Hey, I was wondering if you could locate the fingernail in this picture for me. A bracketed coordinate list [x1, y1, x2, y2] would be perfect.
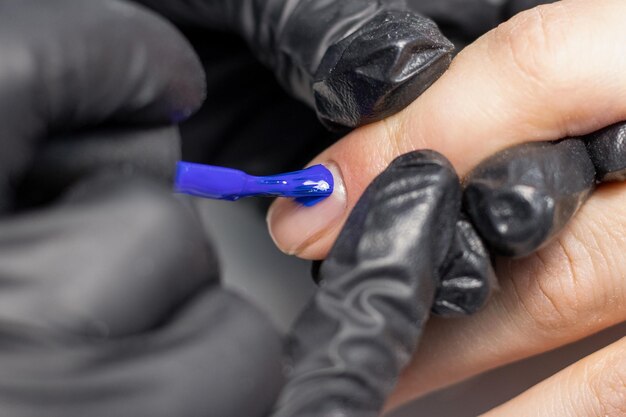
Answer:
[267, 163, 347, 257]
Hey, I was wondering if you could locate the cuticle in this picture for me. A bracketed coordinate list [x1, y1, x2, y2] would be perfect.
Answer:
[323, 159, 348, 207]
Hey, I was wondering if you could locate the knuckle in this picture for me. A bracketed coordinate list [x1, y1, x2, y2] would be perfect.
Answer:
[506, 198, 626, 339]
[508, 229, 599, 335]
[577, 197, 626, 308]
[490, 5, 567, 87]
[586, 340, 626, 416]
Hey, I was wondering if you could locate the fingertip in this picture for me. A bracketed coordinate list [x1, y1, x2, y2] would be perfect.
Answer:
[266, 163, 347, 260]
[131, 1, 207, 122]
[95, 0, 207, 124]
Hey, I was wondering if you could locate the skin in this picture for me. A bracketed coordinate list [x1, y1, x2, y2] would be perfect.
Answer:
[268, 0, 626, 414]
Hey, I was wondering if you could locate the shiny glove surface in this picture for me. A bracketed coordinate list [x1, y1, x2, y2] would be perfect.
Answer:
[271, 151, 496, 416]
[132, 0, 456, 176]
[275, 121, 626, 415]
[127, 0, 557, 183]
[464, 122, 626, 258]
[273, 151, 463, 417]
[135, 0, 454, 131]
[0, 2, 282, 416]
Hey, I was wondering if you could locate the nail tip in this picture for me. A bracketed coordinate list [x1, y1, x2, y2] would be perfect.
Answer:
[266, 161, 348, 259]
[266, 203, 295, 255]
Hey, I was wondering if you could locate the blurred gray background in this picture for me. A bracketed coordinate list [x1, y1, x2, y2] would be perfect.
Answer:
[199, 199, 626, 417]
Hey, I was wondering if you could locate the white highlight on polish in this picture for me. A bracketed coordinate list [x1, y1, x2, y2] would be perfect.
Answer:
[303, 180, 331, 192]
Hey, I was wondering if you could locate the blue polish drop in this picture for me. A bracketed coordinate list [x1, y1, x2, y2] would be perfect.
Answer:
[174, 162, 334, 206]
[296, 196, 328, 207]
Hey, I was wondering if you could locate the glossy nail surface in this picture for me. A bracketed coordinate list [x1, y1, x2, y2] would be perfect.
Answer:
[267, 163, 346, 257]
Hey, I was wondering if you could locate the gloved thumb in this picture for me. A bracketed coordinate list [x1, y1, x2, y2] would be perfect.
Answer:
[136, 0, 453, 130]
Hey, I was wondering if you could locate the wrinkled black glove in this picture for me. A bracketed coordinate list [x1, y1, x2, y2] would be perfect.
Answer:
[2, 2, 607, 417]
[129, 0, 556, 177]
[131, 0, 454, 175]
[465, 122, 626, 257]
[135, 0, 454, 131]
[273, 151, 482, 416]
[129, 0, 556, 318]
[273, 122, 626, 415]
[0, 2, 283, 416]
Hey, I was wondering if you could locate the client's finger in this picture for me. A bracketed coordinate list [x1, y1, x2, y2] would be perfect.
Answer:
[268, 0, 626, 259]
[481, 336, 626, 417]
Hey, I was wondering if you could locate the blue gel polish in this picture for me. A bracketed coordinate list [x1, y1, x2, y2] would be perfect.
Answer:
[174, 162, 334, 205]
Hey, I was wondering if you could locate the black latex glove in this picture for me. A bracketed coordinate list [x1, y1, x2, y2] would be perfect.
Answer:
[131, 0, 454, 175]
[308, 123, 626, 312]
[272, 151, 494, 416]
[272, 121, 626, 415]
[464, 122, 626, 258]
[135, 0, 454, 131]
[127, 0, 556, 177]
[0, 2, 282, 416]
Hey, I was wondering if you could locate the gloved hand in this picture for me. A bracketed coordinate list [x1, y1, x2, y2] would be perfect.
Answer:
[0, 2, 283, 416]
[2, 3, 615, 417]
[135, 0, 454, 131]
[129, 0, 455, 176]
[127, 0, 554, 178]
[0, 3, 574, 417]
[129, 0, 554, 318]
[272, 122, 626, 416]
[272, 151, 466, 417]
[264, 0, 626, 412]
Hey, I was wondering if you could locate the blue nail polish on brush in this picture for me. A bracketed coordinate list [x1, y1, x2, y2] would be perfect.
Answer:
[174, 162, 334, 206]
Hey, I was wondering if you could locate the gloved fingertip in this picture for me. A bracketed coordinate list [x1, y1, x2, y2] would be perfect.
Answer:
[89, 0, 207, 124]
[584, 122, 626, 182]
[433, 217, 497, 317]
[272, 150, 462, 417]
[464, 139, 595, 258]
[464, 179, 554, 257]
[314, 10, 454, 130]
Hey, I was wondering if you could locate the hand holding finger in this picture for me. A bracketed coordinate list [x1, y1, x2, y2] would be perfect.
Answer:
[137, 0, 454, 129]
[272, 151, 461, 417]
[0, 0, 205, 211]
[268, 0, 626, 259]
[481, 336, 626, 416]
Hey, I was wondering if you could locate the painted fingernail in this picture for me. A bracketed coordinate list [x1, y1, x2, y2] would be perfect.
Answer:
[267, 163, 347, 257]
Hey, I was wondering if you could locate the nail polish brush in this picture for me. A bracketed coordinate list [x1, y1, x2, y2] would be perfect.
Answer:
[174, 162, 334, 206]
